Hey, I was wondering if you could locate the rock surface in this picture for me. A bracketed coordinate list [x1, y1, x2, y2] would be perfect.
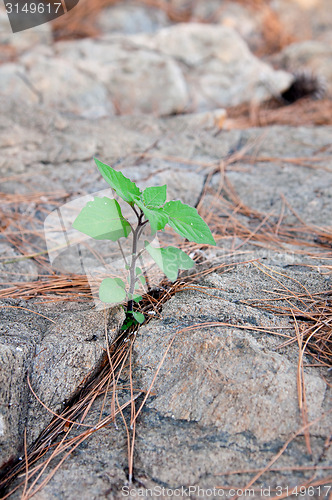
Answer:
[0, 243, 38, 286]
[0, 24, 293, 117]
[135, 268, 330, 439]
[96, 1, 170, 35]
[0, 301, 124, 468]
[4, 262, 331, 499]
[131, 268, 331, 493]
[132, 24, 292, 109]
[1, 112, 331, 496]
[273, 40, 332, 95]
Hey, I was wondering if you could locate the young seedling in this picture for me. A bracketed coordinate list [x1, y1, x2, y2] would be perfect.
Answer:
[72, 158, 215, 326]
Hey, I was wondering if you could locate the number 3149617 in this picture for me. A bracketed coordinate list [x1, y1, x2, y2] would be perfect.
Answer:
[5, 3, 62, 14]
[276, 485, 331, 497]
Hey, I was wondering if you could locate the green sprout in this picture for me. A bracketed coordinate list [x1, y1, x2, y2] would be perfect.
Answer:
[72, 158, 216, 325]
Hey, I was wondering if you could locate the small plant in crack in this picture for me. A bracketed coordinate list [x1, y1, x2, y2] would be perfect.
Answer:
[72, 158, 216, 325]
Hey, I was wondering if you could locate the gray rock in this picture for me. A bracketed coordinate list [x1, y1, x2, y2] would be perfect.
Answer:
[27, 304, 125, 442]
[223, 126, 332, 226]
[8, 398, 129, 500]
[0, 22, 293, 118]
[54, 36, 189, 116]
[129, 262, 330, 494]
[104, 48, 189, 116]
[0, 301, 124, 468]
[0, 101, 98, 173]
[21, 52, 114, 118]
[5, 262, 331, 498]
[133, 23, 293, 108]
[0, 64, 39, 107]
[1, 99, 331, 233]
[96, 1, 170, 35]
[0, 243, 38, 286]
[273, 40, 332, 95]
[135, 268, 330, 438]
[6, 36, 189, 117]
[173, 0, 264, 52]
[0, 315, 42, 470]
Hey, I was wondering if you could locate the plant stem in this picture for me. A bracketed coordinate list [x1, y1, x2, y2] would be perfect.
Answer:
[127, 209, 144, 313]
[127, 233, 137, 312]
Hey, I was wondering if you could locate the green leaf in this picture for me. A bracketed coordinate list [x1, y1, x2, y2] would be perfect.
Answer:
[121, 313, 136, 330]
[134, 197, 168, 235]
[73, 197, 131, 241]
[145, 243, 195, 281]
[142, 185, 167, 208]
[128, 293, 142, 302]
[99, 278, 127, 304]
[113, 278, 126, 289]
[135, 267, 142, 275]
[94, 158, 141, 204]
[163, 200, 215, 245]
[139, 275, 146, 285]
[144, 208, 168, 235]
[133, 311, 145, 324]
